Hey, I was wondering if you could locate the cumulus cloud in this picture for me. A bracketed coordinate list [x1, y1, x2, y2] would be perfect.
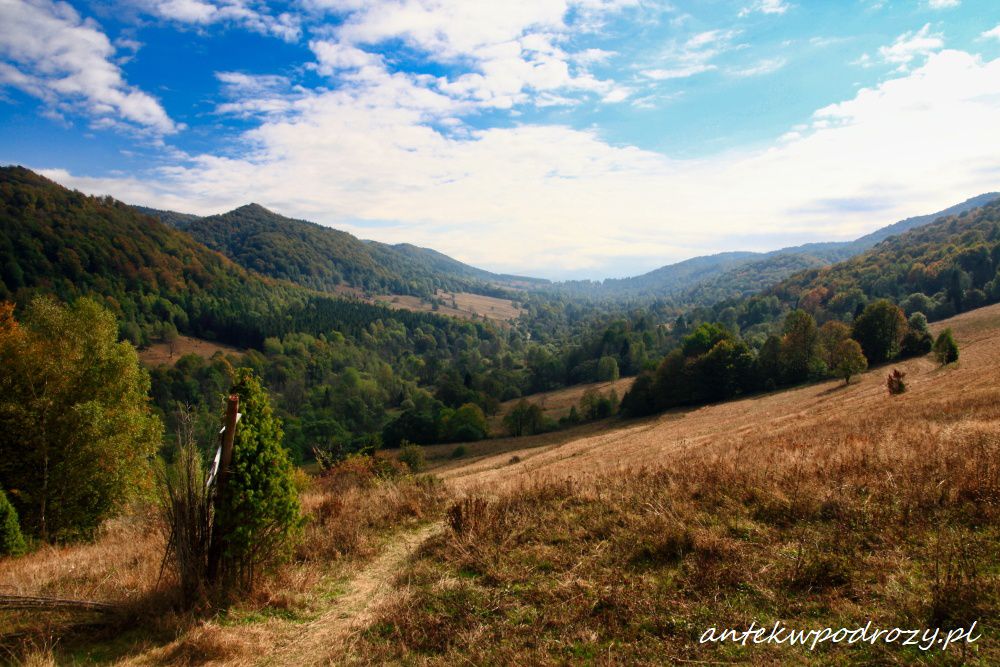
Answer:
[137, 0, 301, 42]
[982, 24, 1000, 41]
[43, 49, 1000, 278]
[928, 0, 959, 8]
[878, 23, 944, 69]
[304, 0, 636, 109]
[0, 0, 177, 133]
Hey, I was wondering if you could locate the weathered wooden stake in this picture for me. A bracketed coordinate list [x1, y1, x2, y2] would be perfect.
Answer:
[207, 393, 239, 583]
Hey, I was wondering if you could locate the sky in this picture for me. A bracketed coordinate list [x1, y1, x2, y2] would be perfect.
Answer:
[2, 0, 1000, 280]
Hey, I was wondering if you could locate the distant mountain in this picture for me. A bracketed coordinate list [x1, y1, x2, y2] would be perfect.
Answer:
[553, 192, 1000, 301]
[759, 197, 1000, 322]
[133, 205, 201, 230]
[139, 203, 547, 298]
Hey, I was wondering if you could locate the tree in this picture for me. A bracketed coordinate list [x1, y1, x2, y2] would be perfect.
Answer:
[503, 399, 545, 436]
[0, 489, 26, 556]
[0, 298, 161, 542]
[933, 329, 959, 365]
[215, 369, 301, 590]
[852, 299, 906, 365]
[597, 356, 620, 383]
[818, 320, 851, 370]
[831, 339, 867, 384]
[447, 403, 489, 441]
[780, 310, 820, 383]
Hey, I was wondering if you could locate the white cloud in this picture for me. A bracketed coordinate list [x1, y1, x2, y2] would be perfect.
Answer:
[738, 0, 792, 18]
[137, 0, 301, 42]
[303, 0, 636, 109]
[729, 57, 786, 77]
[641, 29, 739, 80]
[982, 25, 1000, 41]
[43, 49, 1000, 278]
[0, 0, 177, 133]
[927, 0, 959, 8]
[878, 23, 944, 69]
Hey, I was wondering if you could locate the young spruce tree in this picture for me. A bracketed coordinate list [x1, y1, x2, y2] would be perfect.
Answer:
[217, 369, 301, 591]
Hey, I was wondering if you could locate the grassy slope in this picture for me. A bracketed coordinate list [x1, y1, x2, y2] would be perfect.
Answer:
[2, 305, 997, 665]
[354, 304, 1000, 665]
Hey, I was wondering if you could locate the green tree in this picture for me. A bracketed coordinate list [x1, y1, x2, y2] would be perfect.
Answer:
[780, 310, 820, 383]
[447, 403, 489, 442]
[933, 329, 959, 365]
[831, 339, 868, 384]
[852, 299, 907, 365]
[216, 369, 301, 590]
[0, 299, 161, 542]
[597, 356, 620, 383]
[503, 399, 544, 437]
[0, 489, 26, 556]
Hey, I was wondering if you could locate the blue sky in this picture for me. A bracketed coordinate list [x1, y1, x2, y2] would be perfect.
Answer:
[2, 0, 1000, 279]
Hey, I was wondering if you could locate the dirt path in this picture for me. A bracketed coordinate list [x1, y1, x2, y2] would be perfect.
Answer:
[261, 522, 442, 666]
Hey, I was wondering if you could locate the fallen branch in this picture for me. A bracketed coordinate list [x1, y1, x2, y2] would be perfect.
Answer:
[0, 594, 115, 613]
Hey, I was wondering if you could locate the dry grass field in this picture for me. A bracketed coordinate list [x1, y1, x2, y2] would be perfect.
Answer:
[3, 304, 999, 664]
[377, 290, 522, 324]
[138, 336, 242, 367]
[486, 376, 635, 433]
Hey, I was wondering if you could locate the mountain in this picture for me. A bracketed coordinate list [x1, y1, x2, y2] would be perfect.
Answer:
[0, 166, 497, 349]
[760, 197, 1000, 322]
[140, 203, 547, 298]
[133, 205, 201, 229]
[554, 193, 1000, 301]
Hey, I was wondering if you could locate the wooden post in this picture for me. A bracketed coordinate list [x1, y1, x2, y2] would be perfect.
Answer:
[207, 394, 239, 583]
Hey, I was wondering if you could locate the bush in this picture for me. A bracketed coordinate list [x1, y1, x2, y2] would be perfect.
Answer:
[450, 446, 467, 459]
[399, 442, 426, 472]
[159, 407, 211, 606]
[886, 369, 907, 395]
[0, 488, 26, 557]
[933, 329, 959, 365]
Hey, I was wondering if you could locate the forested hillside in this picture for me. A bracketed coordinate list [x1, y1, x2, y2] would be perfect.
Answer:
[550, 193, 999, 302]
[142, 202, 543, 298]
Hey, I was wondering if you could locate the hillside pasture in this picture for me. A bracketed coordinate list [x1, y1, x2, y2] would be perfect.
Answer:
[378, 290, 522, 323]
[137, 335, 242, 367]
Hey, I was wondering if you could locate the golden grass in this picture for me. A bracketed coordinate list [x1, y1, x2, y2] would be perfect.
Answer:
[0, 459, 449, 665]
[377, 291, 522, 323]
[138, 336, 242, 367]
[485, 376, 636, 433]
[348, 304, 1000, 664]
[4, 304, 1000, 665]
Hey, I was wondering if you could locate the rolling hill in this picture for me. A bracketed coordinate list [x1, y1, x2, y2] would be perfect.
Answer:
[0, 166, 502, 349]
[552, 193, 1000, 301]
[139, 203, 548, 299]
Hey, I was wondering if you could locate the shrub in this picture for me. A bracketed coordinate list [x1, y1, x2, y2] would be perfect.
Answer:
[399, 442, 425, 472]
[0, 488, 26, 557]
[886, 369, 907, 395]
[450, 446, 467, 459]
[159, 407, 211, 606]
[933, 328, 959, 365]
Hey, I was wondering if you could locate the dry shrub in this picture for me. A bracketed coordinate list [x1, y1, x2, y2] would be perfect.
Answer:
[298, 456, 448, 562]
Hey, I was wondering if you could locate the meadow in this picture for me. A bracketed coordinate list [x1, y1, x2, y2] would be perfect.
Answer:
[2, 304, 998, 665]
